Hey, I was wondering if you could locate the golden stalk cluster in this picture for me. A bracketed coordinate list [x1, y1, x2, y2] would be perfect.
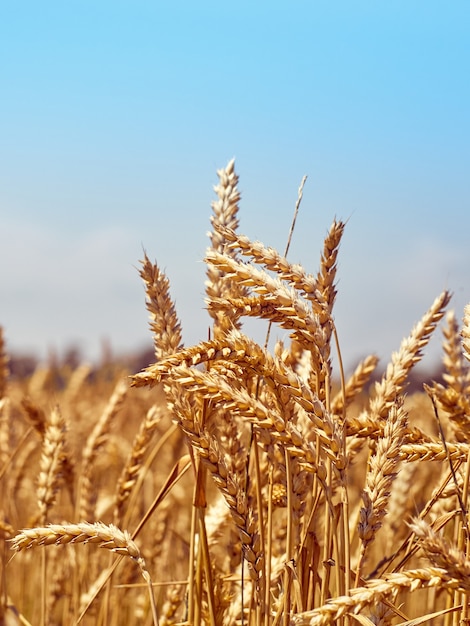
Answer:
[1, 161, 470, 626]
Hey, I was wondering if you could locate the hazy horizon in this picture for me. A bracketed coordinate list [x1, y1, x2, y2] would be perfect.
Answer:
[1, 1, 469, 374]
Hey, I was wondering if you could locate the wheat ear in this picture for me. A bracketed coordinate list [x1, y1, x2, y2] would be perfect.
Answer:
[429, 311, 470, 440]
[11, 521, 140, 557]
[11, 522, 159, 625]
[206, 158, 248, 337]
[362, 290, 451, 423]
[211, 223, 327, 314]
[356, 398, 408, 581]
[78, 379, 128, 520]
[291, 567, 468, 625]
[36, 405, 67, 524]
[331, 354, 379, 416]
[0, 327, 9, 400]
[462, 303, 470, 362]
[139, 252, 183, 360]
[114, 404, 163, 524]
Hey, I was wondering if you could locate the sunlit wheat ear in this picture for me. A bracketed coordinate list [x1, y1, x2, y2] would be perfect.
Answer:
[368, 290, 451, 421]
[11, 521, 139, 555]
[167, 364, 326, 474]
[331, 354, 379, 416]
[462, 303, 470, 362]
[396, 441, 470, 463]
[139, 252, 183, 360]
[206, 158, 248, 337]
[317, 219, 344, 305]
[429, 310, 470, 440]
[205, 252, 329, 367]
[291, 568, 469, 626]
[441, 310, 469, 384]
[10, 521, 158, 622]
[131, 330, 339, 458]
[357, 399, 408, 579]
[212, 222, 327, 314]
[0, 327, 9, 400]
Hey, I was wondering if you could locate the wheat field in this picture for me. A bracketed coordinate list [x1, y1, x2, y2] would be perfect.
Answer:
[2, 161, 470, 626]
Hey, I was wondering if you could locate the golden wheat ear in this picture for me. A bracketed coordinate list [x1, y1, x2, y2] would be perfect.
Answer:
[428, 310, 470, 441]
[356, 398, 408, 582]
[206, 159, 249, 338]
[139, 252, 183, 360]
[369, 289, 451, 421]
[0, 327, 9, 401]
[10, 522, 160, 625]
[331, 354, 379, 416]
[462, 303, 470, 362]
[77, 379, 128, 521]
[211, 222, 327, 313]
[35, 405, 67, 525]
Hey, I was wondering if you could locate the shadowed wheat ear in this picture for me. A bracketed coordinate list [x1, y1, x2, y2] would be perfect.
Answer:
[114, 404, 164, 524]
[409, 518, 470, 582]
[78, 379, 128, 521]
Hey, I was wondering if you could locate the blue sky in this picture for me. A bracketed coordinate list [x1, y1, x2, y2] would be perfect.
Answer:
[1, 1, 469, 372]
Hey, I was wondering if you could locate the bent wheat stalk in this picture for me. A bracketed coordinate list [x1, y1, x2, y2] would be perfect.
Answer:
[10, 522, 159, 626]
